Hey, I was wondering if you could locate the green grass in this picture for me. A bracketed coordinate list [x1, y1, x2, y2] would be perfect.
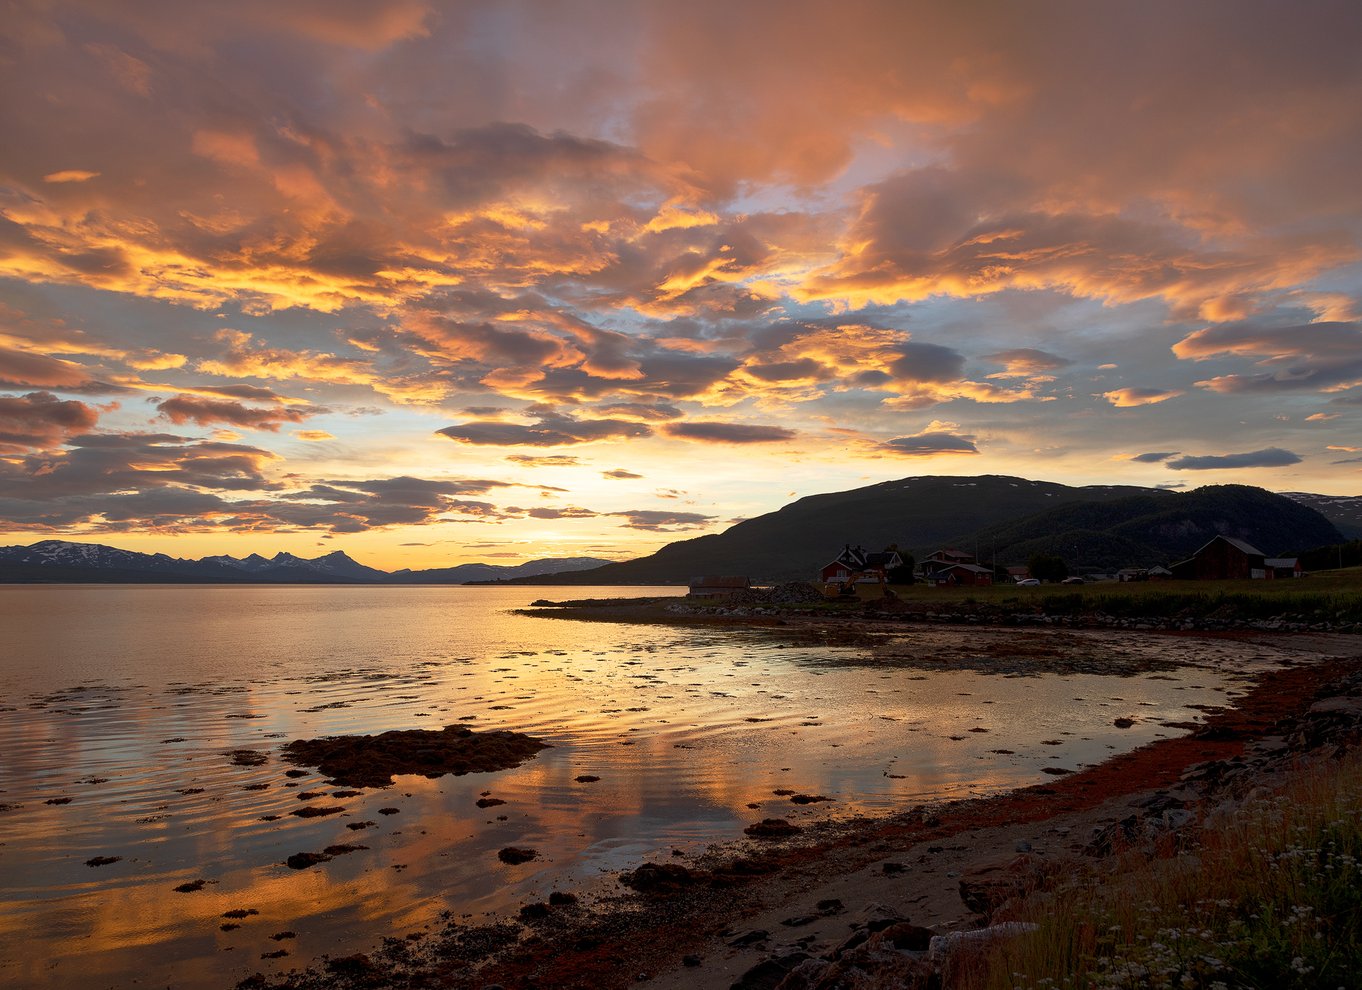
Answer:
[955, 752, 1362, 990]
[825, 567, 1362, 622]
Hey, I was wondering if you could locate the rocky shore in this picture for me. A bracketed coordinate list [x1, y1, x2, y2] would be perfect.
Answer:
[528, 582, 1362, 635]
[236, 645, 1362, 990]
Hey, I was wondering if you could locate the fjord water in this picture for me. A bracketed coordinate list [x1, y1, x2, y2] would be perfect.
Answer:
[0, 585, 1260, 988]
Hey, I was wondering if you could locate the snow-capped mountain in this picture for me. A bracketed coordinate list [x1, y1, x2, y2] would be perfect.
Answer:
[1280, 493, 1362, 539]
[0, 540, 613, 584]
[205, 550, 389, 581]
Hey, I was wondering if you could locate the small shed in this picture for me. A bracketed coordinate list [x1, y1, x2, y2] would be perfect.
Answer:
[687, 575, 751, 599]
[1170, 535, 1267, 580]
[1265, 557, 1303, 579]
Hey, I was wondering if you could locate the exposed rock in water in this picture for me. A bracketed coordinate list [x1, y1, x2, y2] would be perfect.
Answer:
[230, 749, 267, 767]
[286, 852, 332, 870]
[280, 724, 550, 788]
[743, 818, 802, 838]
[497, 846, 537, 865]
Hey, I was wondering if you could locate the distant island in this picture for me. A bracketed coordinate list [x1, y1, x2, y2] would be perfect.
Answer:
[2, 474, 1357, 585]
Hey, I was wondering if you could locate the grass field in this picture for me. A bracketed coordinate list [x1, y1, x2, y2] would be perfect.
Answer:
[824, 567, 1362, 623]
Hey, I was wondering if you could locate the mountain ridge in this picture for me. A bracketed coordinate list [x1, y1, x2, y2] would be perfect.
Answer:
[0, 475, 1353, 585]
[0, 540, 612, 585]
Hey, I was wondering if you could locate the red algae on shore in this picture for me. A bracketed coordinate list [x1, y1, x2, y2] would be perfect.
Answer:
[280, 724, 550, 788]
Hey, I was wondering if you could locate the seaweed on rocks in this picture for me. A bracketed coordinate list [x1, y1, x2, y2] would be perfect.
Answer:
[280, 724, 549, 788]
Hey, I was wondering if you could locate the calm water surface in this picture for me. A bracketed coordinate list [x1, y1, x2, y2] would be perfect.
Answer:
[0, 585, 1270, 988]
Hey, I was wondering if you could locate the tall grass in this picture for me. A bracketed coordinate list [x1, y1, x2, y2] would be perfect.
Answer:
[958, 752, 1362, 990]
[848, 567, 1362, 622]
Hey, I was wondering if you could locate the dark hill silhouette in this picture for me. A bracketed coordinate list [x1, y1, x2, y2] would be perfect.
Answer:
[509, 475, 1161, 584]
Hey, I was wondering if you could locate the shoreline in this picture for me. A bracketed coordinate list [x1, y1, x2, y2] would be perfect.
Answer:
[245, 629, 1362, 990]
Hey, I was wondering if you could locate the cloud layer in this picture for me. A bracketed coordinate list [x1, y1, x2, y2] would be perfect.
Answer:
[1, 1, 1359, 560]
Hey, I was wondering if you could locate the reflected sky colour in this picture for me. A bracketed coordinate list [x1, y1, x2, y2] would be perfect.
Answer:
[1, 2, 1361, 569]
[0, 585, 1298, 988]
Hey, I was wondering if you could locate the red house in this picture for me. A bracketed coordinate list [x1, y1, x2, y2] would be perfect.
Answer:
[1170, 535, 1267, 580]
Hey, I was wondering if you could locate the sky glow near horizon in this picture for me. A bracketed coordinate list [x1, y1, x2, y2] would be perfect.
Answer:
[1, 0, 1361, 569]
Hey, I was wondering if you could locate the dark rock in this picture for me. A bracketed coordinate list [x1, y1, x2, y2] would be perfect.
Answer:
[85, 856, 122, 867]
[281, 725, 549, 788]
[574, 775, 601, 783]
[326, 954, 376, 976]
[619, 862, 695, 892]
[725, 929, 770, 948]
[728, 951, 809, 989]
[291, 805, 345, 818]
[174, 879, 207, 893]
[743, 818, 801, 838]
[815, 898, 844, 914]
[497, 846, 537, 865]
[789, 794, 832, 804]
[682, 954, 702, 967]
[548, 891, 578, 906]
[286, 852, 332, 870]
[877, 921, 936, 952]
[476, 797, 506, 808]
[322, 843, 367, 856]
[519, 902, 550, 920]
[882, 861, 906, 874]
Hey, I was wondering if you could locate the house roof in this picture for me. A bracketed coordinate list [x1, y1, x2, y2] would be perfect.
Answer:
[1193, 534, 1266, 558]
[862, 551, 901, 568]
[944, 563, 993, 575]
[1264, 557, 1299, 568]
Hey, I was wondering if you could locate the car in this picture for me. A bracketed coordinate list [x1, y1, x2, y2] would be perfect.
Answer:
[1061, 576, 1086, 585]
[1015, 577, 1040, 587]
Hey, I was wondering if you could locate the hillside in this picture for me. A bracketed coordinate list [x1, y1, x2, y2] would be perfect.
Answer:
[1281, 492, 1362, 540]
[511, 477, 1344, 584]
[966, 485, 1344, 571]
[512, 475, 1162, 584]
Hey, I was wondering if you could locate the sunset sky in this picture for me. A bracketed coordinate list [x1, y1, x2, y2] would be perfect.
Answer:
[2, 1, 1361, 569]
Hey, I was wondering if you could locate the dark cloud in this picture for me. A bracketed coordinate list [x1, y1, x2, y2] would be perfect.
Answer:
[608, 509, 715, 531]
[0, 467, 541, 534]
[594, 402, 683, 420]
[156, 395, 314, 431]
[1131, 451, 1179, 463]
[437, 411, 653, 447]
[0, 346, 98, 390]
[888, 342, 966, 383]
[603, 468, 642, 479]
[194, 384, 292, 402]
[878, 431, 979, 456]
[1175, 320, 1362, 394]
[48, 434, 281, 494]
[661, 421, 796, 443]
[743, 358, 832, 382]
[1166, 447, 1303, 470]
[0, 391, 101, 453]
